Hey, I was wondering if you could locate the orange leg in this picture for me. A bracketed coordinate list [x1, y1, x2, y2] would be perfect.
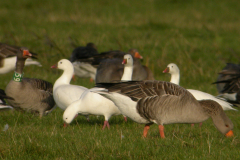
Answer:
[143, 124, 151, 137]
[158, 125, 165, 138]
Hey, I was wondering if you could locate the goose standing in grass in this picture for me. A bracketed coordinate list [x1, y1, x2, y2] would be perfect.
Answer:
[213, 63, 240, 104]
[0, 43, 42, 74]
[70, 43, 98, 81]
[163, 63, 236, 111]
[94, 80, 234, 138]
[5, 48, 55, 117]
[0, 89, 13, 110]
[63, 54, 134, 129]
[51, 59, 88, 111]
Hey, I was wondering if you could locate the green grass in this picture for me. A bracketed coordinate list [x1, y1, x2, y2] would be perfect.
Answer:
[0, 0, 240, 159]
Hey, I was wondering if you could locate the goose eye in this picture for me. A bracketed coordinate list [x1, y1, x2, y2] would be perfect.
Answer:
[172, 66, 173, 68]
[65, 118, 68, 119]
[225, 125, 229, 127]
[60, 62, 62, 64]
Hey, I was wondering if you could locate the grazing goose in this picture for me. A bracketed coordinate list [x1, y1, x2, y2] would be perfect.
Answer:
[0, 89, 13, 110]
[95, 51, 154, 83]
[52, 59, 88, 111]
[5, 48, 55, 117]
[0, 43, 42, 74]
[163, 63, 236, 111]
[214, 63, 240, 103]
[94, 80, 234, 138]
[63, 54, 134, 129]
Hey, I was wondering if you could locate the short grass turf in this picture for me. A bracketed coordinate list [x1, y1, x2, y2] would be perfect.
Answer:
[0, 0, 240, 159]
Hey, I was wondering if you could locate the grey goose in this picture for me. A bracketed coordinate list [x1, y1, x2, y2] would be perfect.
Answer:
[5, 48, 55, 117]
[0, 43, 42, 74]
[95, 80, 234, 138]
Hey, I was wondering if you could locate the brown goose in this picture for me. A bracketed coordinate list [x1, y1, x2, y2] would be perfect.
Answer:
[5, 48, 55, 117]
[0, 43, 42, 74]
[95, 80, 234, 138]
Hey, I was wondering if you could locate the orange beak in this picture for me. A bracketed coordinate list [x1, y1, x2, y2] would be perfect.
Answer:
[225, 130, 234, 137]
[23, 50, 32, 57]
[163, 67, 169, 73]
[134, 52, 143, 59]
[51, 64, 58, 68]
[122, 59, 127, 64]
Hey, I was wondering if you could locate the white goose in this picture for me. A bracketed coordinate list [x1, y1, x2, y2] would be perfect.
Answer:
[52, 59, 88, 111]
[163, 63, 236, 111]
[63, 54, 134, 129]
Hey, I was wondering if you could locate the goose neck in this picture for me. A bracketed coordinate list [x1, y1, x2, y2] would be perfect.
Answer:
[170, 72, 180, 85]
[15, 58, 26, 74]
[121, 66, 133, 81]
[54, 68, 74, 89]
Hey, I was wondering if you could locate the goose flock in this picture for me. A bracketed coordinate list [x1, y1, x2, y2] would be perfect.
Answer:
[0, 42, 238, 138]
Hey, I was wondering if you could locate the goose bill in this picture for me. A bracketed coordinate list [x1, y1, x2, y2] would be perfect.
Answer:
[122, 59, 127, 64]
[225, 130, 234, 137]
[163, 67, 169, 73]
[134, 52, 143, 59]
[23, 50, 32, 57]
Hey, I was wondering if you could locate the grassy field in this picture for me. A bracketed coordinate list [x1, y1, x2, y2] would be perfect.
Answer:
[0, 0, 240, 159]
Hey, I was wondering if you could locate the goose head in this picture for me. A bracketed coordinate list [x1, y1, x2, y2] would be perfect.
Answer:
[163, 63, 179, 75]
[128, 49, 143, 59]
[122, 54, 134, 66]
[163, 63, 180, 85]
[51, 59, 73, 70]
[86, 42, 97, 50]
[63, 90, 89, 124]
[63, 102, 79, 124]
[199, 100, 234, 137]
[17, 47, 32, 60]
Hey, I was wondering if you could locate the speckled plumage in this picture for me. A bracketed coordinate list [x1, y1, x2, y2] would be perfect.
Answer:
[96, 80, 234, 137]
[5, 48, 55, 117]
